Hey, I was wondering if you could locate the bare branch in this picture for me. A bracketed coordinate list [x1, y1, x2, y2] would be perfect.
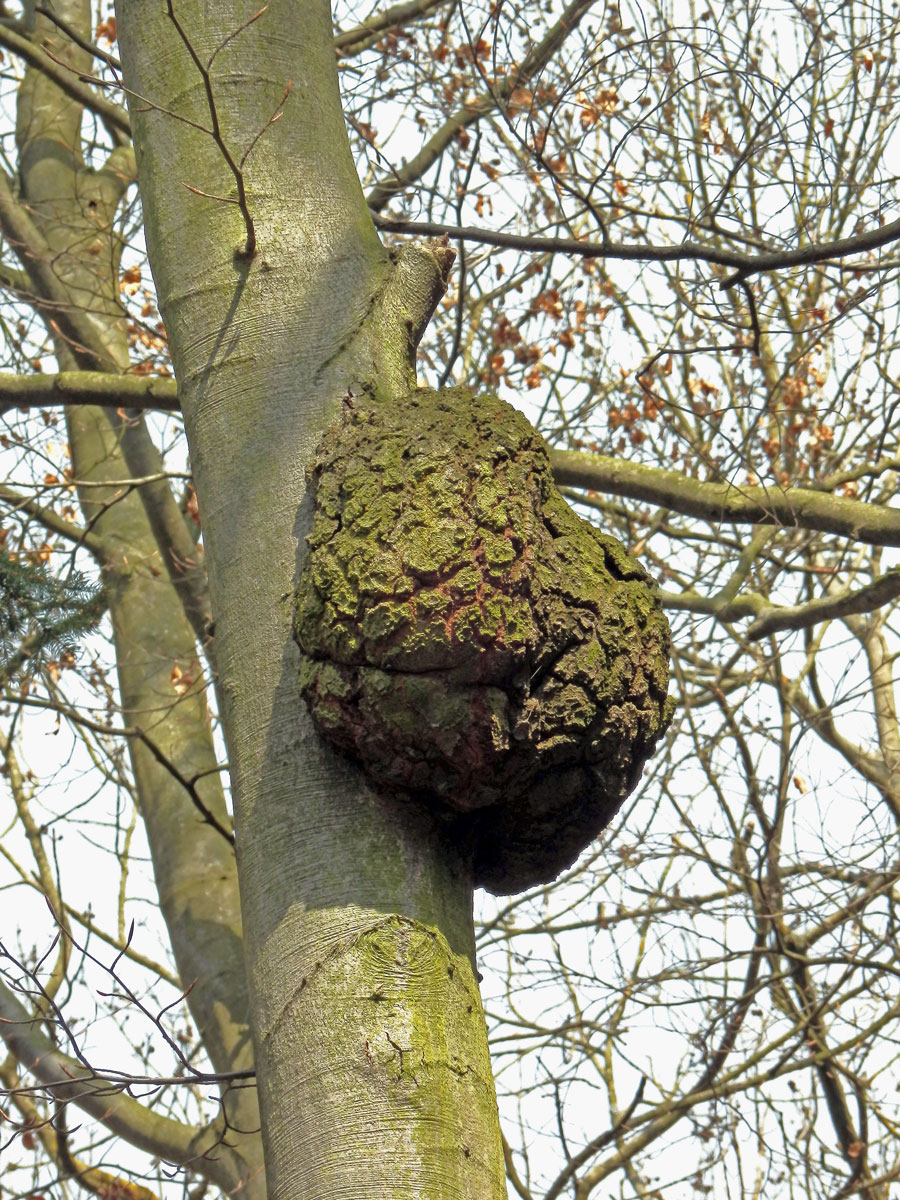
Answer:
[165, 0, 261, 258]
[367, 0, 600, 211]
[0, 980, 238, 1188]
[372, 213, 900, 283]
[0, 692, 234, 846]
[745, 570, 900, 641]
[106, 408, 214, 663]
[0, 370, 178, 415]
[35, 3, 122, 70]
[0, 171, 120, 372]
[335, 0, 451, 57]
[551, 449, 900, 547]
[0, 1059, 161, 1200]
[0, 482, 109, 559]
[0, 20, 130, 139]
[543, 1076, 647, 1200]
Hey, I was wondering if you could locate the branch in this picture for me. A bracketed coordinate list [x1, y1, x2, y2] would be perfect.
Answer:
[11, 371, 900, 556]
[366, 0, 599, 211]
[0, 174, 214, 651]
[0, 171, 121, 372]
[165, 0, 267, 259]
[372, 214, 900, 283]
[551, 449, 900, 547]
[788, 687, 894, 807]
[542, 1076, 647, 1200]
[661, 587, 762, 619]
[0, 691, 234, 845]
[659, 526, 771, 623]
[0, 482, 109, 560]
[745, 570, 900, 641]
[0, 979, 237, 1188]
[133, 724, 234, 846]
[500, 1130, 534, 1200]
[4, 380, 212, 657]
[382, 234, 456, 349]
[780, 940, 871, 1183]
[35, 3, 122, 71]
[0, 847, 181, 986]
[574, 991, 900, 1191]
[660, 564, 900, 640]
[0, 20, 130, 139]
[106, 409, 214, 660]
[0, 370, 178, 415]
[0, 1059, 161, 1200]
[0, 260, 33, 294]
[335, 0, 450, 57]
[0, 151, 215, 657]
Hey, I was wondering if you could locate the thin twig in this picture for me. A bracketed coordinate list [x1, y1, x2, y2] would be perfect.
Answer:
[165, 1, 257, 257]
[239, 80, 291, 170]
[35, 4, 122, 71]
[0, 689, 235, 846]
[542, 1076, 647, 1200]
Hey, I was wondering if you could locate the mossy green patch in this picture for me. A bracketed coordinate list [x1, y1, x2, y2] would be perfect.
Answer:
[295, 386, 672, 892]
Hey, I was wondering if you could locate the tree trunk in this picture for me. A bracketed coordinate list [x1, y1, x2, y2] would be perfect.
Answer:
[116, 1, 507, 1196]
[9, 3, 262, 1190]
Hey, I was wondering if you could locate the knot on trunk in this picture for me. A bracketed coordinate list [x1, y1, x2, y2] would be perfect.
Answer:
[294, 386, 672, 893]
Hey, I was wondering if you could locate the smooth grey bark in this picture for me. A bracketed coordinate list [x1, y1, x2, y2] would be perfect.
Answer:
[116, 1, 506, 1195]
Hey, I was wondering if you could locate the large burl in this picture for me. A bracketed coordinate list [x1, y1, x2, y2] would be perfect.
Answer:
[294, 386, 672, 893]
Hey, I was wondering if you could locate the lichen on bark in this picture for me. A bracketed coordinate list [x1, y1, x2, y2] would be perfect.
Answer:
[295, 386, 672, 893]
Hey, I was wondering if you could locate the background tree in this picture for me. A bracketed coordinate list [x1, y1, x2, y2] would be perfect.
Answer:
[1, 2, 900, 1199]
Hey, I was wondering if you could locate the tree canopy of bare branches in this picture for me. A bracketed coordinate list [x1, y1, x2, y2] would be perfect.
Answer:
[1, 2, 900, 1198]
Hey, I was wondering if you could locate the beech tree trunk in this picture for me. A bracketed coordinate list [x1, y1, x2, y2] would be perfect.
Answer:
[116, 2, 507, 1196]
[8, 1, 262, 1191]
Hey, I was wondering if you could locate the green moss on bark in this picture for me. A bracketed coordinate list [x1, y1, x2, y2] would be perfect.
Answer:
[286, 913, 506, 1197]
[295, 386, 672, 892]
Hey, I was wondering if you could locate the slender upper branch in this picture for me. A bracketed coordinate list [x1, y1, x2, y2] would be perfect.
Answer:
[0, 482, 109, 559]
[0, 1058, 161, 1200]
[744, 570, 900, 641]
[0, 20, 130, 138]
[335, 0, 451, 57]
[373, 213, 900, 284]
[366, 0, 600, 211]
